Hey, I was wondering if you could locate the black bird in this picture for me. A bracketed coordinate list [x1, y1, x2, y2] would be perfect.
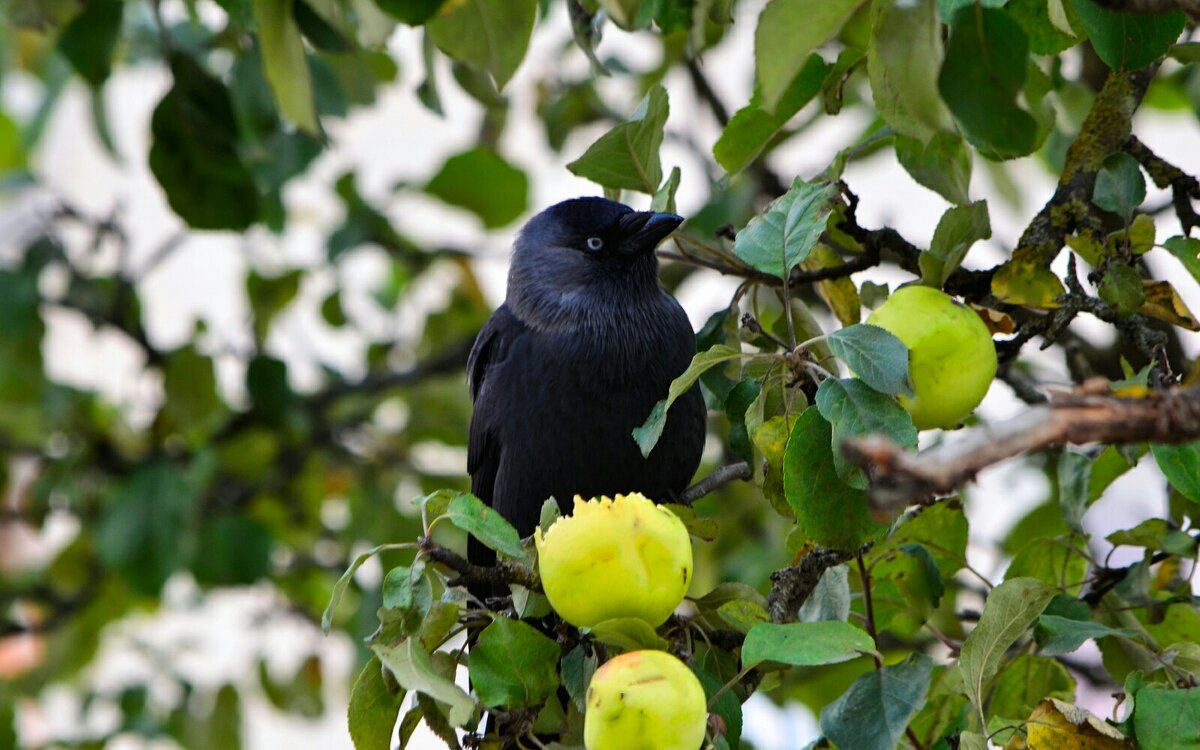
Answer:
[466, 197, 707, 572]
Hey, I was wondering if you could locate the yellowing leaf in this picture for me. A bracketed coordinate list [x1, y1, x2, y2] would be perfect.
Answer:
[1024, 698, 1130, 750]
[1067, 232, 1105, 267]
[1140, 280, 1199, 331]
[802, 244, 861, 326]
[253, 0, 319, 134]
[971, 304, 1016, 335]
[1127, 213, 1155, 255]
[991, 261, 1064, 309]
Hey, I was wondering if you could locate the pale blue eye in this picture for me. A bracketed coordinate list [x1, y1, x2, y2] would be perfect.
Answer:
[586, 236, 604, 251]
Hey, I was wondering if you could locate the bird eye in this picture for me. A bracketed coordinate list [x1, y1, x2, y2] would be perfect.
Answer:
[585, 236, 604, 252]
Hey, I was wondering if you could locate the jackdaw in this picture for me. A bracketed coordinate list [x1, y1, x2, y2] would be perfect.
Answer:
[467, 196, 707, 572]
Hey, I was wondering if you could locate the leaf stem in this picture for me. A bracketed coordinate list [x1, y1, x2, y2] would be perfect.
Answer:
[855, 550, 883, 670]
[707, 664, 752, 711]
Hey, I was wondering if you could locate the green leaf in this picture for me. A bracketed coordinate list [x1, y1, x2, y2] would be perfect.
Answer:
[1099, 264, 1145, 316]
[0, 695, 15, 750]
[1070, 0, 1185, 71]
[871, 543, 945, 637]
[443, 493, 524, 558]
[0, 110, 25, 175]
[247, 269, 302, 343]
[733, 178, 839, 280]
[826, 324, 913, 397]
[415, 693, 461, 750]
[895, 132, 972, 206]
[292, 0, 356, 52]
[741, 620, 875, 669]
[633, 344, 743, 457]
[753, 415, 798, 519]
[253, 0, 319, 134]
[695, 666, 744, 750]
[379, 560, 433, 640]
[1152, 441, 1200, 503]
[1089, 444, 1138, 502]
[867, 0, 950, 141]
[938, 6, 1039, 160]
[419, 599, 462, 651]
[97, 462, 196, 595]
[718, 599, 771, 634]
[651, 166, 681, 214]
[1163, 235, 1200, 284]
[56, 0, 124, 86]
[1035, 615, 1138, 656]
[1093, 152, 1146, 221]
[321, 542, 414, 634]
[149, 55, 260, 230]
[754, 0, 860, 112]
[1131, 683, 1200, 750]
[724, 378, 762, 464]
[714, 54, 828, 174]
[820, 47, 866, 117]
[561, 644, 597, 712]
[799, 564, 850, 623]
[586, 617, 670, 652]
[1057, 450, 1091, 534]
[693, 582, 769, 612]
[1005, 538, 1088, 594]
[958, 731, 989, 750]
[819, 654, 933, 750]
[919, 201, 991, 289]
[872, 501, 969, 579]
[373, 639, 474, 727]
[427, 0, 536, 89]
[958, 577, 1055, 722]
[1107, 518, 1197, 557]
[162, 344, 224, 444]
[567, 85, 668, 194]
[784, 408, 883, 550]
[348, 657, 405, 750]
[468, 618, 560, 708]
[664, 504, 719, 542]
[1006, 0, 1082, 55]
[815, 378, 917, 489]
[376, 0, 446, 25]
[908, 666, 970, 749]
[425, 147, 528, 228]
[192, 515, 273, 586]
[987, 654, 1075, 725]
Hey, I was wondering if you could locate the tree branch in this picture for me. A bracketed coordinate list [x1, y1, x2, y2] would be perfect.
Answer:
[420, 538, 542, 593]
[842, 382, 1200, 508]
[678, 462, 751, 505]
[1126, 135, 1200, 235]
[1008, 67, 1158, 271]
[685, 59, 730, 127]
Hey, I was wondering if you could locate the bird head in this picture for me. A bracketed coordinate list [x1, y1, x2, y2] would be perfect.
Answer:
[507, 197, 683, 327]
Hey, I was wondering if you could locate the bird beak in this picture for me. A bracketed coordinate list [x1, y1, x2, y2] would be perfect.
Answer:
[617, 211, 684, 255]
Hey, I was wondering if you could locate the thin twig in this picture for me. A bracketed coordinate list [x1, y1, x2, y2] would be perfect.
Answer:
[678, 462, 752, 505]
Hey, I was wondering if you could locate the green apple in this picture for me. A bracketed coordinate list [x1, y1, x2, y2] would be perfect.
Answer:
[584, 649, 708, 750]
[867, 285, 997, 429]
[535, 493, 692, 629]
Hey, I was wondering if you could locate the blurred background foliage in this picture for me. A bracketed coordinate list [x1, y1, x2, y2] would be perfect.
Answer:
[0, 0, 1199, 748]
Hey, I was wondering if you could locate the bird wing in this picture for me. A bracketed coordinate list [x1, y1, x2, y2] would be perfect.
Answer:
[466, 304, 526, 571]
[467, 303, 521, 496]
